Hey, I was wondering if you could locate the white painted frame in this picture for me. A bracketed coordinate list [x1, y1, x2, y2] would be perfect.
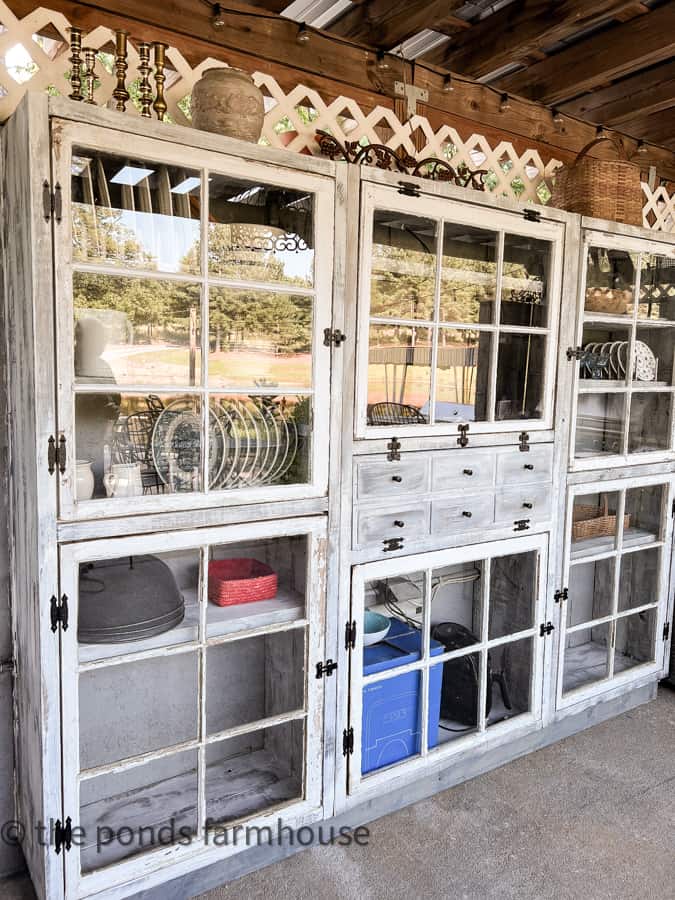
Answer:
[354, 181, 565, 440]
[51, 120, 336, 521]
[59, 516, 328, 900]
[340, 533, 548, 801]
[554, 473, 674, 712]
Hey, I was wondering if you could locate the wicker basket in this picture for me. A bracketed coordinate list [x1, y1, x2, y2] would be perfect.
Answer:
[585, 288, 633, 315]
[572, 495, 630, 541]
[552, 136, 643, 226]
[208, 558, 278, 607]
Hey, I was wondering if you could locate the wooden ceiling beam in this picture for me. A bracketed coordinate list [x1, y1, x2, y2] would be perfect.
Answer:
[497, 3, 675, 104]
[424, 0, 638, 78]
[328, 0, 463, 49]
[615, 108, 675, 145]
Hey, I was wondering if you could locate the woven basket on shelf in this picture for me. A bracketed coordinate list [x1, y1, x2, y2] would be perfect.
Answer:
[584, 287, 632, 315]
[572, 495, 630, 541]
[552, 136, 643, 227]
[208, 558, 278, 607]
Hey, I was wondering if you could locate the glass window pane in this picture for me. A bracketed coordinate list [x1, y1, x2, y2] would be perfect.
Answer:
[370, 211, 437, 320]
[75, 392, 204, 500]
[206, 629, 305, 736]
[362, 571, 425, 680]
[575, 393, 626, 458]
[624, 484, 664, 544]
[579, 325, 632, 385]
[208, 288, 311, 390]
[567, 558, 615, 627]
[207, 535, 307, 639]
[638, 254, 675, 322]
[439, 223, 497, 324]
[584, 247, 636, 316]
[435, 329, 490, 423]
[208, 175, 314, 287]
[367, 324, 431, 423]
[501, 234, 551, 327]
[209, 394, 311, 491]
[634, 326, 674, 386]
[363, 668, 424, 773]
[614, 610, 658, 674]
[205, 719, 304, 824]
[428, 654, 480, 748]
[488, 552, 537, 639]
[571, 491, 621, 556]
[430, 562, 482, 648]
[78, 550, 199, 664]
[80, 749, 198, 873]
[487, 637, 533, 727]
[618, 548, 661, 613]
[563, 622, 610, 694]
[628, 392, 672, 454]
[495, 333, 546, 420]
[72, 150, 200, 274]
[73, 273, 201, 387]
[79, 652, 199, 769]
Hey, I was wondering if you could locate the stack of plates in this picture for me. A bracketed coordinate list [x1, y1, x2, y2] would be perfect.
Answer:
[78, 555, 185, 644]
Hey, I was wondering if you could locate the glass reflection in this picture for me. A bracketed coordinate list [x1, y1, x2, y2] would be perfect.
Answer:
[575, 393, 626, 457]
[367, 324, 431, 424]
[638, 255, 675, 321]
[501, 234, 550, 327]
[370, 211, 437, 320]
[495, 333, 546, 419]
[71, 150, 201, 274]
[628, 392, 672, 453]
[435, 329, 490, 422]
[584, 246, 636, 316]
[440, 223, 497, 324]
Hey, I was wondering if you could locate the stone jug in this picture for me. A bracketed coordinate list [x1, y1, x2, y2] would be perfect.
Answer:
[191, 67, 264, 142]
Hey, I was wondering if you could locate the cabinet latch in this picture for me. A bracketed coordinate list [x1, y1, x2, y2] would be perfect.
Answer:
[387, 437, 401, 461]
[54, 816, 72, 854]
[554, 588, 569, 604]
[316, 659, 338, 679]
[519, 431, 530, 452]
[42, 180, 62, 223]
[513, 519, 530, 531]
[457, 423, 470, 448]
[523, 208, 541, 223]
[50, 594, 69, 633]
[540, 622, 555, 637]
[398, 181, 421, 198]
[323, 328, 346, 347]
[664, 622, 671, 641]
[342, 727, 354, 756]
[345, 620, 356, 651]
[383, 537, 404, 552]
[47, 435, 67, 475]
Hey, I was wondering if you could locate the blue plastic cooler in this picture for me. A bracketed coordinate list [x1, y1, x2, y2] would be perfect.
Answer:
[362, 617, 443, 774]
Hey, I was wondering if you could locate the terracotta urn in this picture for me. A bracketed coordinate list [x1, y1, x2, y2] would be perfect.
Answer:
[191, 67, 264, 142]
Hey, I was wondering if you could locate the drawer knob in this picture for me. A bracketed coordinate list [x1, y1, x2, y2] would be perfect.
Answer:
[392, 475, 403, 483]
[463, 468, 473, 476]
[524, 463, 534, 470]
[462, 510, 472, 518]
[394, 520, 405, 528]
[523, 502, 533, 509]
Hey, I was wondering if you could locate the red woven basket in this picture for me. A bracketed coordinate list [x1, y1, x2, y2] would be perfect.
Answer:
[208, 558, 278, 607]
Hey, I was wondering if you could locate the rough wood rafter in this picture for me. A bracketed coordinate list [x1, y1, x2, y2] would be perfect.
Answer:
[329, 0, 464, 49]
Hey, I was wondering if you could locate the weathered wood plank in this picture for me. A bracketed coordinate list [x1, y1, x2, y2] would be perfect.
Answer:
[329, 0, 463, 49]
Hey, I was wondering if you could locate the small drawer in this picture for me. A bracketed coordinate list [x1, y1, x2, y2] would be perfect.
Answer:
[356, 504, 430, 549]
[356, 457, 429, 500]
[432, 451, 495, 492]
[496, 445, 553, 485]
[431, 494, 495, 534]
[495, 485, 552, 524]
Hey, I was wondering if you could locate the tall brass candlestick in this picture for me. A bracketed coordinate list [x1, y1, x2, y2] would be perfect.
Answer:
[138, 42, 153, 118]
[68, 27, 83, 102]
[82, 48, 97, 104]
[113, 30, 130, 112]
[152, 42, 169, 121]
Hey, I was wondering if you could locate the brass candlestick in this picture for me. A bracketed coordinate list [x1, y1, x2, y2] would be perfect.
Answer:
[113, 30, 130, 112]
[82, 48, 97, 104]
[138, 42, 153, 118]
[68, 27, 83, 102]
[152, 42, 169, 121]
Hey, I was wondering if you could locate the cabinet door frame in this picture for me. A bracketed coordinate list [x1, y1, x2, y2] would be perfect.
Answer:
[59, 515, 328, 899]
[555, 473, 674, 712]
[336, 533, 549, 806]
[52, 120, 336, 521]
[353, 180, 566, 441]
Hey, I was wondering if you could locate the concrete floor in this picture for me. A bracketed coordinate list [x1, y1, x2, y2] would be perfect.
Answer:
[4, 687, 675, 900]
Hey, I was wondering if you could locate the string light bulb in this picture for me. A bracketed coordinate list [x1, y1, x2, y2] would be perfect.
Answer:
[443, 73, 454, 93]
[297, 22, 310, 44]
[552, 108, 564, 126]
[375, 50, 390, 71]
[637, 140, 648, 155]
[596, 124, 606, 138]
[499, 93, 511, 112]
[211, 3, 225, 30]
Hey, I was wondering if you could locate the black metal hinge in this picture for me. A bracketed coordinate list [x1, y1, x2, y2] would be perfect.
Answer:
[343, 727, 354, 756]
[523, 208, 541, 223]
[383, 537, 404, 552]
[387, 437, 401, 461]
[47, 435, 67, 475]
[513, 519, 531, 531]
[554, 588, 569, 604]
[457, 423, 470, 448]
[671, 498, 675, 517]
[398, 181, 421, 197]
[540, 621, 555, 637]
[345, 620, 356, 651]
[315, 659, 338, 679]
[50, 594, 69, 633]
[519, 431, 530, 452]
[42, 180, 62, 223]
[664, 622, 670, 641]
[54, 816, 72, 854]
[323, 328, 346, 347]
